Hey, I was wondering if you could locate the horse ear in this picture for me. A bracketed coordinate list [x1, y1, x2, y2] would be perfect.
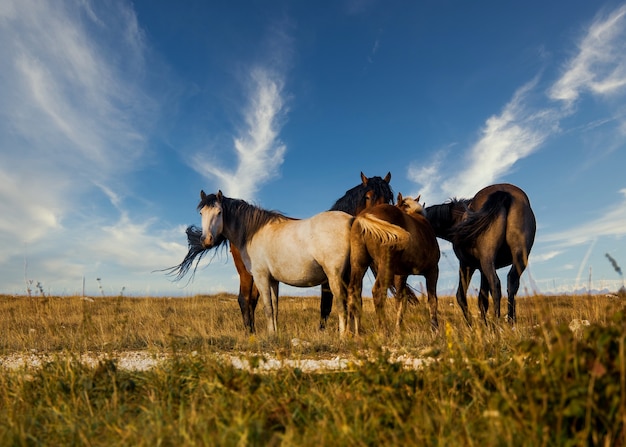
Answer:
[217, 190, 223, 202]
[200, 190, 206, 200]
[397, 192, 403, 203]
[384, 172, 391, 183]
[360, 172, 368, 185]
[416, 194, 421, 202]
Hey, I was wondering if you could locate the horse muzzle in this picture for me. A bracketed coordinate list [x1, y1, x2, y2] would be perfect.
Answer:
[201, 234, 216, 248]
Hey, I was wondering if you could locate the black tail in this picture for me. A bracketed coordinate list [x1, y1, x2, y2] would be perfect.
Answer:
[451, 191, 512, 245]
[162, 225, 213, 282]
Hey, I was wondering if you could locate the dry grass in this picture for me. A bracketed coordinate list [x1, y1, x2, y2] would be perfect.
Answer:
[0, 292, 621, 357]
[1, 292, 625, 446]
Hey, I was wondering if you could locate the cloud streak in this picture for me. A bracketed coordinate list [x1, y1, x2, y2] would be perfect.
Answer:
[549, 4, 626, 105]
[411, 3, 626, 226]
[540, 189, 626, 247]
[0, 0, 168, 294]
[192, 67, 288, 199]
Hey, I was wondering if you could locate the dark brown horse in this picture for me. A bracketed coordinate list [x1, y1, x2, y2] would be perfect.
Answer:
[170, 172, 394, 333]
[425, 183, 536, 323]
[347, 193, 440, 335]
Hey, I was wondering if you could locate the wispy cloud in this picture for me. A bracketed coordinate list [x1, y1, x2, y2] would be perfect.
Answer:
[191, 67, 288, 199]
[0, 0, 166, 293]
[412, 3, 626, 209]
[0, 0, 152, 231]
[410, 77, 559, 201]
[549, 4, 626, 105]
[442, 77, 557, 198]
[540, 189, 626, 247]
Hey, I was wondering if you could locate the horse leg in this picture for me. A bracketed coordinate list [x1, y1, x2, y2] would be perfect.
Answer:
[325, 266, 349, 336]
[456, 264, 474, 324]
[319, 281, 333, 330]
[269, 280, 279, 333]
[393, 275, 408, 333]
[230, 244, 259, 333]
[347, 264, 367, 336]
[237, 278, 259, 334]
[372, 278, 388, 334]
[478, 273, 490, 324]
[254, 274, 278, 334]
[372, 257, 392, 334]
[425, 266, 439, 331]
[506, 251, 527, 323]
[480, 259, 502, 319]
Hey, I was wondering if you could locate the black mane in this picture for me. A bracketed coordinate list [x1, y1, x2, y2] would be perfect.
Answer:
[425, 198, 468, 241]
[330, 175, 394, 214]
[215, 195, 287, 250]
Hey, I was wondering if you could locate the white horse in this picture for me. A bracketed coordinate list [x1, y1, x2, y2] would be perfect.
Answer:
[198, 190, 353, 335]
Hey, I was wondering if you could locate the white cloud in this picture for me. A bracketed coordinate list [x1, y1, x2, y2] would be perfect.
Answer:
[549, 4, 626, 105]
[407, 146, 449, 202]
[414, 79, 558, 202]
[540, 189, 626, 247]
[0, 0, 152, 228]
[412, 3, 626, 209]
[0, 0, 169, 295]
[532, 250, 563, 263]
[442, 78, 558, 199]
[191, 67, 289, 200]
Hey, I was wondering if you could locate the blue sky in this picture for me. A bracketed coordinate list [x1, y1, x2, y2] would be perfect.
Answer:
[1, 0, 625, 298]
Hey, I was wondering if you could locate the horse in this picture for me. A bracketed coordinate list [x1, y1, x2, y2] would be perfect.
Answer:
[347, 193, 440, 335]
[170, 172, 394, 333]
[424, 183, 536, 324]
[196, 190, 354, 336]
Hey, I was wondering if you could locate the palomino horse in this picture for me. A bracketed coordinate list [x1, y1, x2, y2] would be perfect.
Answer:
[425, 183, 536, 323]
[198, 190, 354, 335]
[172, 172, 394, 333]
[347, 193, 440, 335]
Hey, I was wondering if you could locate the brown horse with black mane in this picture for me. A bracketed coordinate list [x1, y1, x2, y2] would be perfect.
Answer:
[170, 172, 395, 333]
[348, 193, 440, 335]
[425, 183, 536, 324]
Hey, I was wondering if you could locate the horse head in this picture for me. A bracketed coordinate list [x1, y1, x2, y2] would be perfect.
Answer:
[354, 171, 393, 215]
[396, 192, 425, 216]
[198, 190, 226, 249]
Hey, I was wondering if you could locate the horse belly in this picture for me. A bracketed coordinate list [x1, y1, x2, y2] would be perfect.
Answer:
[271, 258, 327, 288]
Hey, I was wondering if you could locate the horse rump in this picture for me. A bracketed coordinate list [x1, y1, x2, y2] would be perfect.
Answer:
[452, 190, 513, 244]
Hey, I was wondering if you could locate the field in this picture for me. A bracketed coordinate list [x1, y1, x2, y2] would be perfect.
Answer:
[1, 292, 625, 446]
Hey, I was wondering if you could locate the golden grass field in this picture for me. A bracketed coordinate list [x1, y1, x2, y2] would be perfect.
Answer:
[1, 292, 625, 445]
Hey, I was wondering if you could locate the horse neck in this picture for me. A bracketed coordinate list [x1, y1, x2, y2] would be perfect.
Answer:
[426, 202, 466, 241]
[222, 197, 285, 249]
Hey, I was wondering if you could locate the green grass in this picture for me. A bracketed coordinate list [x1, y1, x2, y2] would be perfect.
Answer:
[0, 293, 625, 445]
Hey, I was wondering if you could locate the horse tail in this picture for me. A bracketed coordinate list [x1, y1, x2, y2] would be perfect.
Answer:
[452, 191, 513, 244]
[356, 214, 411, 249]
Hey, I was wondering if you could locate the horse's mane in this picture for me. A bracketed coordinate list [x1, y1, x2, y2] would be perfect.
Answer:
[425, 198, 467, 225]
[162, 225, 217, 281]
[330, 176, 394, 214]
[218, 195, 288, 250]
